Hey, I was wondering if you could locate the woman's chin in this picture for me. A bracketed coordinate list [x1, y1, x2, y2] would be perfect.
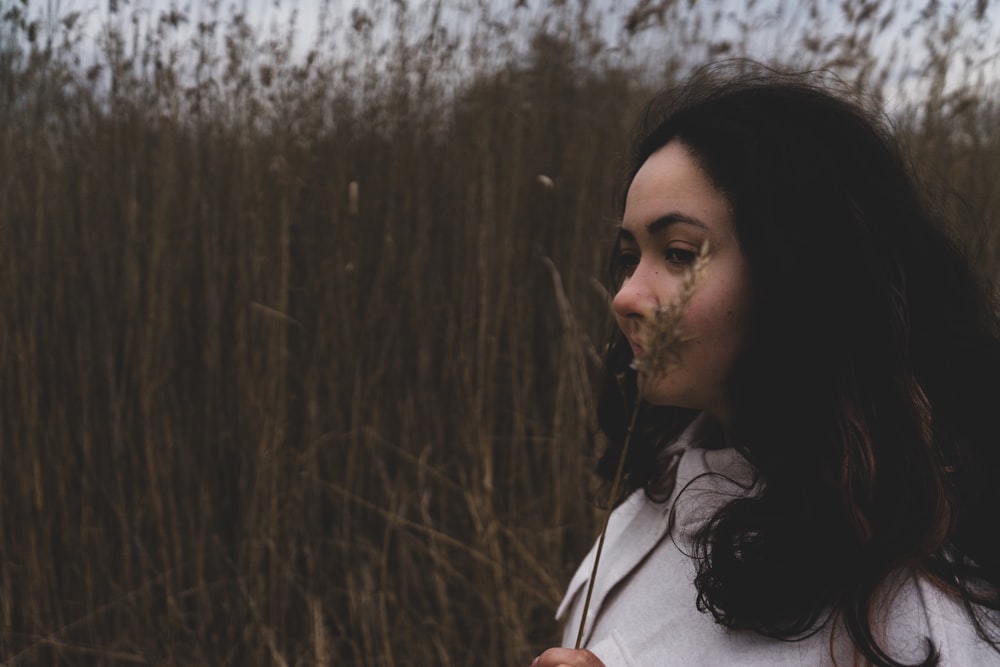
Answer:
[637, 377, 699, 411]
[636, 377, 671, 406]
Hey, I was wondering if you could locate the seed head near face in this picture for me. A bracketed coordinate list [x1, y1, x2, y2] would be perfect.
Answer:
[630, 241, 711, 379]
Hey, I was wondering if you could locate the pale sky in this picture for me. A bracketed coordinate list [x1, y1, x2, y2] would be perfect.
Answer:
[21, 0, 1000, 111]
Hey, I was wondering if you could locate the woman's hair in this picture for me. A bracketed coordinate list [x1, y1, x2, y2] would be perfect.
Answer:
[596, 62, 1000, 666]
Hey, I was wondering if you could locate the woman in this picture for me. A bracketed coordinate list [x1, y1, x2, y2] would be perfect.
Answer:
[535, 65, 1000, 666]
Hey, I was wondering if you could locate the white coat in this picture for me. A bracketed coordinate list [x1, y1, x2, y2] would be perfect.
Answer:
[556, 415, 1000, 666]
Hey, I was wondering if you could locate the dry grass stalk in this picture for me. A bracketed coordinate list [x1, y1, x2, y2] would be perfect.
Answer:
[575, 243, 711, 648]
[574, 405, 639, 649]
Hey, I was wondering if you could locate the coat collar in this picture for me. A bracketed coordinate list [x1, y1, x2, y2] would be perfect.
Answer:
[556, 413, 757, 647]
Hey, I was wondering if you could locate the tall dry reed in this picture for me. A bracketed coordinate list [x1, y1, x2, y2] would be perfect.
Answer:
[0, 0, 998, 664]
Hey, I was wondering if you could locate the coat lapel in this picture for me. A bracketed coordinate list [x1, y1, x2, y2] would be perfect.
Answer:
[557, 414, 712, 647]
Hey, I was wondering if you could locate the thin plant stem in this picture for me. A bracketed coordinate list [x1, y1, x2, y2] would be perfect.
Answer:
[574, 403, 640, 649]
[574, 243, 710, 649]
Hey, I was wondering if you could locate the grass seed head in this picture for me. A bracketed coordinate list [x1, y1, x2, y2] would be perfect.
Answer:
[631, 241, 711, 379]
[348, 181, 359, 216]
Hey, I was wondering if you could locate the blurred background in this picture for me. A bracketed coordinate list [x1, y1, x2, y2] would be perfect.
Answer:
[2, 0, 999, 664]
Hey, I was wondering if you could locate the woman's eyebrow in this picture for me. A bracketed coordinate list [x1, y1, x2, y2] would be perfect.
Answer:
[617, 212, 709, 241]
[646, 212, 709, 235]
[617, 226, 636, 243]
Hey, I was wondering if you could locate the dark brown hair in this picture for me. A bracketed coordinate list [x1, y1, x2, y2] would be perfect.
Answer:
[597, 63, 1000, 667]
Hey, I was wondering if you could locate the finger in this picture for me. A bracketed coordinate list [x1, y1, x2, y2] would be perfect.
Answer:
[533, 647, 605, 667]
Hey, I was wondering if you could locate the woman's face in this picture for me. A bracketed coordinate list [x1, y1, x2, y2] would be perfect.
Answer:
[613, 140, 752, 422]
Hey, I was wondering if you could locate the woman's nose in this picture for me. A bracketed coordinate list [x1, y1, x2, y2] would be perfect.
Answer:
[612, 272, 656, 321]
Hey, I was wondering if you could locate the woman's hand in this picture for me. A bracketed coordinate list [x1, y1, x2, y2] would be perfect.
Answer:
[530, 648, 606, 667]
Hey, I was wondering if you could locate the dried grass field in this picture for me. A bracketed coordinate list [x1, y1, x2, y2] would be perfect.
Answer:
[2, 0, 1000, 664]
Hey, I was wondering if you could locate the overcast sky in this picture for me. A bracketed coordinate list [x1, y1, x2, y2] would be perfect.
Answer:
[22, 0, 1000, 111]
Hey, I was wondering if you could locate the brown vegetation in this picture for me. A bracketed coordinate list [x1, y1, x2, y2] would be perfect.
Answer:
[1, 0, 998, 664]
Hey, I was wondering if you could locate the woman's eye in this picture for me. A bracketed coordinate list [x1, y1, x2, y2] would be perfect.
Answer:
[665, 247, 698, 265]
[618, 251, 639, 275]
